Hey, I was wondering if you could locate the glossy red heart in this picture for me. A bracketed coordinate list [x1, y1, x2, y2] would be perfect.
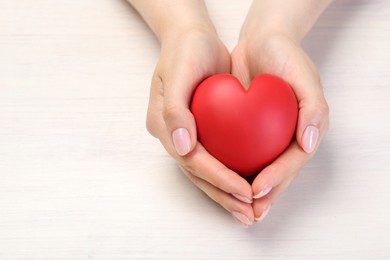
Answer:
[191, 74, 298, 177]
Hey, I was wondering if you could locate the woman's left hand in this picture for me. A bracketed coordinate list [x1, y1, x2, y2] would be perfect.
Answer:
[231, 31, 330, 223]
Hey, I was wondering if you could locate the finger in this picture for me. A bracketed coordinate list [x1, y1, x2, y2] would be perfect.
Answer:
[251, 142, 306, 222]
[147, 74, 253, 204]
[183, 143, 254, 204]
[296, 91, 330, 154]
[231, 46, 252, 88]
[179, 166, 255, 228]
[162, 69, 199, 157]
[147, 68, 199, 157]
[252, 141, 307, 201]
[146, 70, 166, 138]
[281, 48, 330, 154]
[252, 175, 295, 223]
[245, 37, 330, 154]
[160, 41, 230, 157]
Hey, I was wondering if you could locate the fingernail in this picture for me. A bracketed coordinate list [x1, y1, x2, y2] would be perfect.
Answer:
[232, 193, 253, 204]
[233, 217, 248, 228]
[253, 187, 272, 199]
[255, 206, 271, 223]
[232, 211, 252, 228]
[302, 125, 319, 153]
[172, 128, 191, 156]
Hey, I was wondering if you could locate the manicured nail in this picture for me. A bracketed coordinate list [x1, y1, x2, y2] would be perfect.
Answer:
[302, 125, 319, 153]
[255, 206, 271, 223]
[253, 187, 272, 199]
[232, 193, 253, 204]
[232, 211, 252, 228]
[233, 217, 248, 228]
[172, 128, 191, 156]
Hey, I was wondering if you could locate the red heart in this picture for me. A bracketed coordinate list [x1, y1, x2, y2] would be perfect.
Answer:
[191, 74, 298, 177]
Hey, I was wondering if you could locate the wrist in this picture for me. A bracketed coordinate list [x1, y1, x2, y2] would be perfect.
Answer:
[239, 0, 333, 44]
[239, 12, 302, 44]
[128, 0, 217, 44]
[152, 1, 217, 44]
[159, 18, 217, 46]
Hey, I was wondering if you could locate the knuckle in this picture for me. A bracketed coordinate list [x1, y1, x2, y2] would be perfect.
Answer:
[269, 161, 287, 175]
[209, 167, 224, 187]
[184, 169, 201, 187]
[265, 160, 294, 182]
[145, 111, 158, 137]
[181, 160, 195, 174]
[216, 193, 229, 208]
[146, 73, 164, 138]
[207, 166, 231, 191]
[314, 101, 330, 132]
[317, 101, 330, 118]
[145, 119, 155, 137]
[162, 103, 180, 124]
[312, 69, 322, 84]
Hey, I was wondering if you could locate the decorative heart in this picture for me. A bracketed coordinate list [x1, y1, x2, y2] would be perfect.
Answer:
[191, 74, 298, 177]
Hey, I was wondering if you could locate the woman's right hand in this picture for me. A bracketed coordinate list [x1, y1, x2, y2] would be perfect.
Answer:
[145, 25, 255, 228]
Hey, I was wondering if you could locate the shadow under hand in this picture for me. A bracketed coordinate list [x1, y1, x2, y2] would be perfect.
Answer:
[247, 137, 336, 239]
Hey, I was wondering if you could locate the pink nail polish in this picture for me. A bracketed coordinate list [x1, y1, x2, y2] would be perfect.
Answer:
[233, 217, 248, 228]
[253, 187, 272, 199]
[302, 125, 319, 153]
[255, 206, 271, 223]
[172, 128, 191, 156]
[232, 211, 252, 228]
[232, 193, 253, 204]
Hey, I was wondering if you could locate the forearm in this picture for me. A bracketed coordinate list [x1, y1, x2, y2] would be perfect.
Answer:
[241, 0, 333, 42]
[127, 0, 216, 42]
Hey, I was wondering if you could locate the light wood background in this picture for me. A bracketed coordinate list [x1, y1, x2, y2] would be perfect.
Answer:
[1, 0, 389, 259]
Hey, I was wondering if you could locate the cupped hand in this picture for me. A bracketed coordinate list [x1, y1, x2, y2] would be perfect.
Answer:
[146, 26, 255, 227]
[231, 32, 330, 223]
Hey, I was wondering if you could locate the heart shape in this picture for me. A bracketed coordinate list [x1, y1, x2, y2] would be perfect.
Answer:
[191, 74, 298, 177]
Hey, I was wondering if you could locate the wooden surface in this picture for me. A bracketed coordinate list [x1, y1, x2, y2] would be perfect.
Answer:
[1, 0, 390, 259]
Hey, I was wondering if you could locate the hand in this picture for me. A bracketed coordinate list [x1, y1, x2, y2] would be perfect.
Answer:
[146, 25, 255, 227]
[231, 32, 330, 222]
[129, 0, 332, 227]
[128, 0, 255, 227]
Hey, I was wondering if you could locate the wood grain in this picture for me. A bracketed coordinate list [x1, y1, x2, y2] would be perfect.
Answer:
[1, 0, 389, 259]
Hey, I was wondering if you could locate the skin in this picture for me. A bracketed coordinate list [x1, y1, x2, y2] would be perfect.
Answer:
[128, 0, 331, 228]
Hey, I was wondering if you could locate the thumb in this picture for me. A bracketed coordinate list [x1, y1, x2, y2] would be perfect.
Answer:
[277, 45, 330, 154]
[162, 72, 199, 157]
[295, 80, 330, 154]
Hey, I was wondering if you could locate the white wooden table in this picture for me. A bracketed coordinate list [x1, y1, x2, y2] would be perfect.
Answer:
[1, 0, 389, 259]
